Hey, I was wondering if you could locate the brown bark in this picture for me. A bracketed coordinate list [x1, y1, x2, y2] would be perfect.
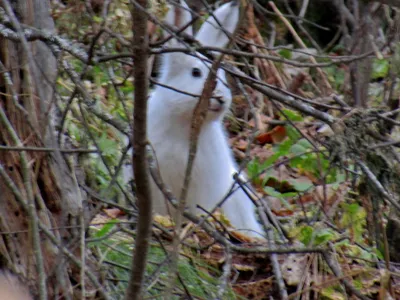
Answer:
[0, 0, 80, 297]
[125, 0, 152, 299]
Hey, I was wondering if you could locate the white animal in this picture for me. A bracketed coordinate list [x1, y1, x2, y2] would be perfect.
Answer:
[124, 0, 264, 238]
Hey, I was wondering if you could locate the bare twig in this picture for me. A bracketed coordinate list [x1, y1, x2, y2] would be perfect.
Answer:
[217, 244, 232, 299]
[0, 145, 97, 153]
[258, 206, 288, 300]
[357, 160, 400, 211]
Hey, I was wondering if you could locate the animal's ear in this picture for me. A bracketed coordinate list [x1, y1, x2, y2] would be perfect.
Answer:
[164, 0, 193, 42]
[195, 1, 239, 50]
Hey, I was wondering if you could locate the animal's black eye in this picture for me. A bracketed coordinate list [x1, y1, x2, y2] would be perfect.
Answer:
[192, 67, 202, 78]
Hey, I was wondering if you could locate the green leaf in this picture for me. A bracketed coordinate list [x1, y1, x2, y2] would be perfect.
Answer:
[92, 219, 118, 239]
[263, 186, 283, 198]
[341, 202, 366, 242]
[278, 48, 292, 59]
[285, 125, 301, 141]
[282, 109, 303, 121]
[276, 138, 293, 154]
[93, 15, 104, 23]
[320, 286, 345, 300]
[296, 138, 313, 150]
[372, 59, 389, 79]
[325, 66, 346, 90]
[290, 143, 307, 155]
[247, 158, 262, 181]
[263, 187, 295, 207]
[289, 179, 313, 192]
[98, 133, 118, 157]
[299, 226, 313, 245]
[314, 228, 336, 246]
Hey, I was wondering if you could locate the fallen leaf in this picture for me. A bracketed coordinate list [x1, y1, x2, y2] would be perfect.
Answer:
[256, 126, 286, 145]
[103, 208, 124, 218]
[154, 214, 174, 228]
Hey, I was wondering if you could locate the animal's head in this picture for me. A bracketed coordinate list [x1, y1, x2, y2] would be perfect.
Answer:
[154, 1, 239, 122]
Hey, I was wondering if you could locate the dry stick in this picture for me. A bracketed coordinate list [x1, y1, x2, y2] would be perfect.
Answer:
[234, 175, 288, 240]
[268, 1, 333, 94]
[125, 0, 152, 299]
[235, 175, 289, 299]
[0, 22, 89, 62]
[217, 244, 232, 299]
[1, 58, 77, 298]
[0, 145, 97, 153]
[258, 207, 288, 300]
[357, 160, 400, 211]
[0, 60, 28, 115]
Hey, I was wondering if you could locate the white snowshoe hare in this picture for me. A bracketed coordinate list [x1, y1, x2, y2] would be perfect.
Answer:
[136, 0, 264, 238]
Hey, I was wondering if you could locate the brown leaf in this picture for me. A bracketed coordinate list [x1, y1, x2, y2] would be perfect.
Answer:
[103, 208, 124, 218]
[250, 145, 274, 161]
[235, 138, 249, 151]
[256, 126, 286, 145]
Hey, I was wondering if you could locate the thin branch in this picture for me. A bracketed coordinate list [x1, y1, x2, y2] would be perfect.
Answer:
[217, 244, 232, 299]
[258, 206, 288, 300]
[125, 0, 151, 299]
[357, 160, 400, 211]
[0, 145, 97, 153]
[233, 68, 336, 124]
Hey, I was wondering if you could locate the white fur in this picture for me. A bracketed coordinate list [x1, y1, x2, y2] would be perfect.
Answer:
[134, 1, 264, 237]
[164, 0, 193, 36]
[196, 1, 239, 49]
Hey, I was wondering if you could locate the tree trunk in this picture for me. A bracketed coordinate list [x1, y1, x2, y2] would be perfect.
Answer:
[0, 0, 81, 297]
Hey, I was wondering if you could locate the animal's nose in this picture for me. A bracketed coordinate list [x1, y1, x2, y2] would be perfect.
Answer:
[214, 95, 225, 105]
[213, 88, 225, 103]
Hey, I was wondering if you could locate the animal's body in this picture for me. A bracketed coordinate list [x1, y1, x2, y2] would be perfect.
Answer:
[145, 1, 264, 237]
